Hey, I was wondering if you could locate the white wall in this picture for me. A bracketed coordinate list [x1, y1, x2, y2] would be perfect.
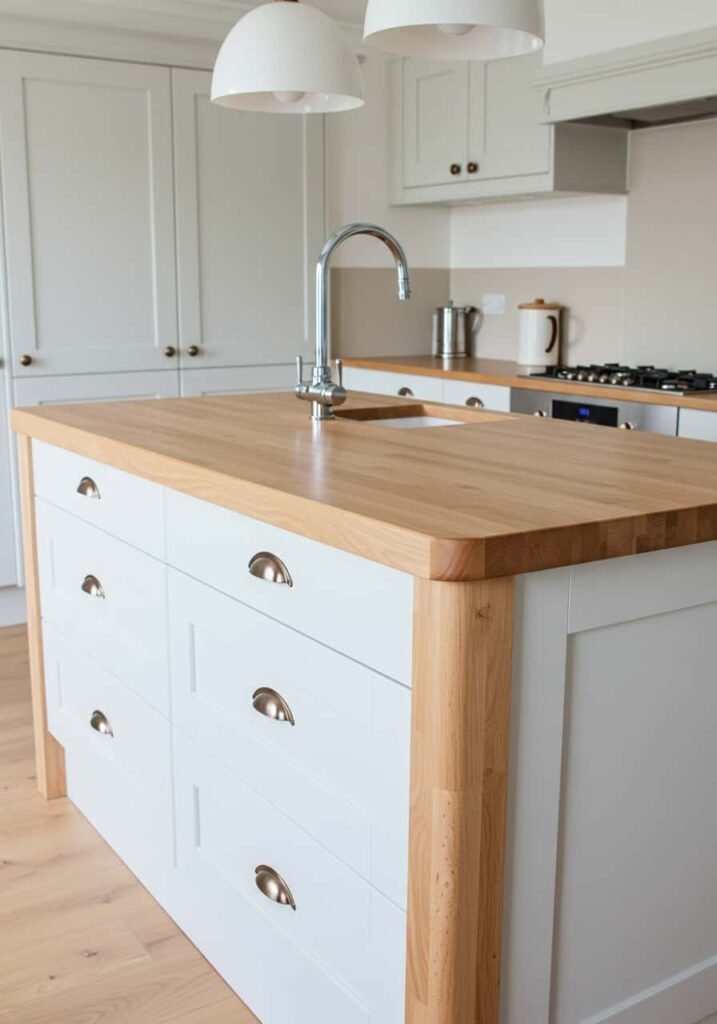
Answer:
[543, 0, 717, 64]
[450, 196, 627, 269]
[326, 49, 450, 269]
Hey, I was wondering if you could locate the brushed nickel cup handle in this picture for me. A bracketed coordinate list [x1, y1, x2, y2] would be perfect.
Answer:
[252, 687, 295, 726]
[248, 552, 293, 588]
[465, 396, 485, 408]
[77, 476, 101, 500]
[90, 710, 113, 737]
[255, 865, 296, 911]
[397, 387, 414, 397]
[81, 574, 105, 599]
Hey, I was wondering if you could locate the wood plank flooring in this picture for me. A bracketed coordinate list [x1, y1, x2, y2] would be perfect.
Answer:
[0, 625, 259, 1024]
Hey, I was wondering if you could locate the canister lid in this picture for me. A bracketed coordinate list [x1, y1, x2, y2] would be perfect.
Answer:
[518, 297, 561, 311]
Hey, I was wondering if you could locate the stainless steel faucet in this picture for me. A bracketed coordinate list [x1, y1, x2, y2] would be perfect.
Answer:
[296, 223, 412, 421]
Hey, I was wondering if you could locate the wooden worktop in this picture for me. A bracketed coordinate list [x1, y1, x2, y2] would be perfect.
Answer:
[12, 390, 717, 581]
[344, 355, 717, 411]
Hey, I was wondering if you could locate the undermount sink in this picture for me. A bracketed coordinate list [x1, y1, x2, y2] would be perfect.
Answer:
[374, 415, 465, 429]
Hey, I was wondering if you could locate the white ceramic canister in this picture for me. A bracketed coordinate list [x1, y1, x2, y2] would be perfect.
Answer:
[517, 298, 562, 368]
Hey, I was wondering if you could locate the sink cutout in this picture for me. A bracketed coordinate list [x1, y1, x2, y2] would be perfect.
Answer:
[376, 415, 464, 429]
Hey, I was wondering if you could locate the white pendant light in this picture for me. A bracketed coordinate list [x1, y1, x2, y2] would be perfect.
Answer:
[363, 0, 544, 61]
[212, 0, 364, 114]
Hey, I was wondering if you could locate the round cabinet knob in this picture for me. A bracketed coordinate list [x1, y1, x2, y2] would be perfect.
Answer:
[90, 710, 113, 737]
[398, 387, 414, 397]
[467, 162, 479, 174]
[163, 346, 177, 358]
[252, 687, 295, 726]
[248, 552, 293, 588]
[255, 865, 296, 911]
[81, 574, 105, 599]
[450, 163, 462, 176]
[20, 355, 33, 367]
[619, 422, 637, 431]
[533, 410, 548, 418]
[465, 396, 485, 409]
[76, 476, 100, 500]
[186, 345, 200, 358]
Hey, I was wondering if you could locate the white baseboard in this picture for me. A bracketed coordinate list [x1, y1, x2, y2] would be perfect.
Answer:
[0, 587, 27, 627]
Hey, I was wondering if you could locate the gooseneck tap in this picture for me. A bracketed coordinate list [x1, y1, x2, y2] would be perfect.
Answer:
[296, 223, 412, 421]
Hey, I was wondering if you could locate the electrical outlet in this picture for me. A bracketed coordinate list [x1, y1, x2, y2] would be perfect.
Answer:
[482, 293, 506, 316]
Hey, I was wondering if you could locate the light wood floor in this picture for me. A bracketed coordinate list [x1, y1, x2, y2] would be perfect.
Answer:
[0, 625, 258, 1024]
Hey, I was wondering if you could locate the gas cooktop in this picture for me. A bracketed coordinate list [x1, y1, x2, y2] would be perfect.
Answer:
[519, 364, 717, 395]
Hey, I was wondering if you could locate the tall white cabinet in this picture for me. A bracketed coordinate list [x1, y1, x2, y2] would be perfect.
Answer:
[0, 49, 324, 619]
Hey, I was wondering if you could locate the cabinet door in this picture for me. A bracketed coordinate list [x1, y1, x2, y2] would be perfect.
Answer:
[679, 409, 717, 442]
[469, 53, 551, 181]
[173, 69, 324, 372]
[14, 371, 179, 407]
[443, 378, 511, 412]
[402, 60, 470, 187]
[0, 368, 16, 588]
[0, 51, 178, 377]
[180, 365, 295, 397]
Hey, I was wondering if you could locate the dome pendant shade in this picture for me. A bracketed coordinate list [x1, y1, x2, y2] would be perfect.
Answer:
[212, 1, 364, 114]
[363, 0, 544, 61]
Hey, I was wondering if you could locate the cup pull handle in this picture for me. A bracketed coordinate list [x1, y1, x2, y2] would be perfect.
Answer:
[255, 865, 296, 910]
[248, 552, 293, 588]
[81, 574, 105, 599]
[465, 396, 485, 409]
[90, 710, 113, 737]
[77, 477, 101, 500]
[252, 687, 295, 726]
[398, 387, 414, 397]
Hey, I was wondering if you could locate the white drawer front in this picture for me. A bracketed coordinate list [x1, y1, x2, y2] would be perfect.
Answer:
[166, 489, 413, 685]
[174, 731, 407, 1024]
[36, 501, 170, 716]
[44, 625, 173, 887]
[443, 378, 511, 412]
[33, 440, 165, 558]
[343, 366, 445, 402]
[168, 569, 410, 907]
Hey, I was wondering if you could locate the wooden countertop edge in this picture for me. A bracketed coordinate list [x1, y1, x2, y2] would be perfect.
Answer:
[344, 357, 717, 412]
[14, 406, 717, 583]
[12, 408, 467, 581]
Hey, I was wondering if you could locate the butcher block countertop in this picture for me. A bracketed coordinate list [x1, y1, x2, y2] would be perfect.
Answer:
[12, 390, 717, 582]
[344, 355, 717, 411]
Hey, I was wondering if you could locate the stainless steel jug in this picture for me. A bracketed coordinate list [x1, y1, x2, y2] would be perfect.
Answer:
[432, 302, 480, 358]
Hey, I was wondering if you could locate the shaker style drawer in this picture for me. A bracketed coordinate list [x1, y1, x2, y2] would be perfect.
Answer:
[33, 440, 165, 558]
[342, 366, 445, 402]
[43, 624, 173, 887]
[443, 378, 511, 412]
[174, 731, 407, 1024]
[165, 489, 413, 685]
[36, 501, 170, 716]
[168, 570, 410, 907]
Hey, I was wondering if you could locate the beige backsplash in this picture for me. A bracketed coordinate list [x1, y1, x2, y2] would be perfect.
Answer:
[451, 267, 626, 364]
[331, 268, 450, 358]
[332, 265, 625, 365]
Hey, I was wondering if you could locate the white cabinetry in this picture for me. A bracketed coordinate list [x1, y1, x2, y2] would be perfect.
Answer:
[342, 366, 445, 403]
[443, 378, 511, 411]
[679, 408, 717, 442]
[393, 52, 628, 204]
[0, 362, 15, 587]
[172, 69, 322, 371]
[0, 51, 178, 377]
[34, 441, 412, 1024]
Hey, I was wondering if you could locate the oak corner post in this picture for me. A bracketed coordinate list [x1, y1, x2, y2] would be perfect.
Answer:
[407, 575, 515, 1024]
[17, 433, 66, 800]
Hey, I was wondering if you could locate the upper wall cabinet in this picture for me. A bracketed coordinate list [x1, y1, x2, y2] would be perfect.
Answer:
[0, 52, 178, 377]
[172, 70, 323, 370]
[391, 52, 629, 205]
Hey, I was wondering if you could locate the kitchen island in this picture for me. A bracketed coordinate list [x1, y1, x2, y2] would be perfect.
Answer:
[12, 390, 717, 1024]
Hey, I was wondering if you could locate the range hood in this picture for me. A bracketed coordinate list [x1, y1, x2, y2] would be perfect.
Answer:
[536, 26, 717, 128]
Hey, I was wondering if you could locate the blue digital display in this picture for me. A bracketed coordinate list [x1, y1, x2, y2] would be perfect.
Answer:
[578, 407, 591, 418]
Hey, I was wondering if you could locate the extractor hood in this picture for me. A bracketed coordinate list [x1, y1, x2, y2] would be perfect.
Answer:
[536, 26, 717, 128]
